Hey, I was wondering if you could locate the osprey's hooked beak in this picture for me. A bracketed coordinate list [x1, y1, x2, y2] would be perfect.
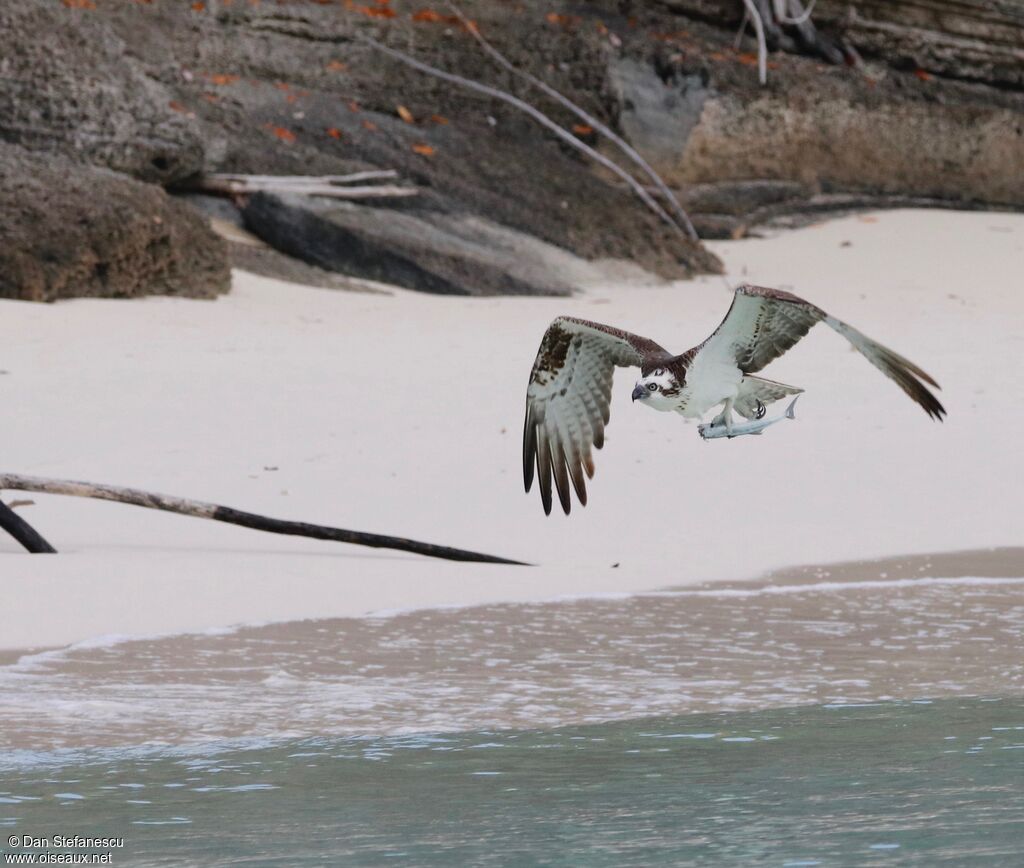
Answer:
[631, 384, 647, 402]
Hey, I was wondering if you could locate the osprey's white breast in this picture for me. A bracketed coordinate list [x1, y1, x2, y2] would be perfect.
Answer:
[675, 351, 743, 419]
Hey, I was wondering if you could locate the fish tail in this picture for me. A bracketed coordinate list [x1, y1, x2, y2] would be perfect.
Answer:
[785, 396, 799, 420]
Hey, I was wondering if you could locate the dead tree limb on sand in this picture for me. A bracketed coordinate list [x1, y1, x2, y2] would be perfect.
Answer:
[0, 499, 56, 554]
[0, 474, 528, 566]
[359, 35, 689, 241]
[444, 1, 698, 241]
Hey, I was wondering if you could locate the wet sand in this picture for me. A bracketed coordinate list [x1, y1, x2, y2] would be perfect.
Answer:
[2, 547, 1021, 751]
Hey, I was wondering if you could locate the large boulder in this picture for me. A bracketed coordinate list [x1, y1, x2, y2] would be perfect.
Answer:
[0, 146, 229, 302]
[0, 0, 205, 184]
[242, 193, 596, 296]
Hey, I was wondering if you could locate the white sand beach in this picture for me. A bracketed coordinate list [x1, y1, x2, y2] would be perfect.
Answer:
[2, 209, 1022, 651]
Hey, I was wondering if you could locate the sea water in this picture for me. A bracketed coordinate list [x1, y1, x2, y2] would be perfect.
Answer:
[1, 697, 1022, 866]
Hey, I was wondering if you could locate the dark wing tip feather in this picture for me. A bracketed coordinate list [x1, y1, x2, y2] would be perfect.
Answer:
[551, 441, 573, 516]
[523, 407, 537, 493]
[535, 433, 553, 516]
[877, 346, 946, 421]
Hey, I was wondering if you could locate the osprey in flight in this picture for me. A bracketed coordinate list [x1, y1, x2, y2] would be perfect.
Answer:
[523, 284, 945, 515]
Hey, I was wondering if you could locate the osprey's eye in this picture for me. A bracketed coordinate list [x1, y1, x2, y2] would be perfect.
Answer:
[647, 383, 658, 391]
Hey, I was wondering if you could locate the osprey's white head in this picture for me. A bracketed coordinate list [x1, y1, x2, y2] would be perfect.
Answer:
[631, 367, 680, 412]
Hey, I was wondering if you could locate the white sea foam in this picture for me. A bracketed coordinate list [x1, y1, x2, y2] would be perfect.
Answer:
[2, 569, 1022, 753]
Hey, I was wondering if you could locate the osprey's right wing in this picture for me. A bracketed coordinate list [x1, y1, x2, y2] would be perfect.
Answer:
[523, 317, 669, 515]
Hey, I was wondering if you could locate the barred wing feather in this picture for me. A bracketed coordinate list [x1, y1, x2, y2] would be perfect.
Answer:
[698, 285, 945, 420]
[523, 317, 668, 515]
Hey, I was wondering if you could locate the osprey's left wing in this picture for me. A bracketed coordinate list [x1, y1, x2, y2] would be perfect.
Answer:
[524, 317, 669, 515]
[696, 284, 945, 420]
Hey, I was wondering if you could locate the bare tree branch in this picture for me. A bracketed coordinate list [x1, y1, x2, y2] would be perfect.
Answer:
[358, 35, 690, 241]
[444, 1, 698, 241]
[741, 0, 769, 85]
[0, 474, 528, 565]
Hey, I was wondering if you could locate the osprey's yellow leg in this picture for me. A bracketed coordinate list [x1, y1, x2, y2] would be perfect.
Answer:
[709, 398, 736, 434]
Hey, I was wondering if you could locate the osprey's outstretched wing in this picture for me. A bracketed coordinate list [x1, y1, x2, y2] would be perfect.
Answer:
[524, 317, 670, 515]
[696, 284, 945, 420]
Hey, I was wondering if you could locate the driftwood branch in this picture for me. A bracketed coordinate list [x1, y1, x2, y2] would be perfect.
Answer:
[359, 35, 689, 241]
[445, 1, 698, 241]
[189, 174, 417, 199]
[207, 171, 400, 185]
[0, 474, 528, 566]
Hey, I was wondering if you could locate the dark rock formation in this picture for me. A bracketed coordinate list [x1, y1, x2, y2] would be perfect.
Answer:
[0, 1, 205, 185]
[655, 0, 1024, 89]
[2, 0, 1022, 299]
[243, 193, 579, 296]
[0, 145, 229, 303]
[812, 0, 1024, 90]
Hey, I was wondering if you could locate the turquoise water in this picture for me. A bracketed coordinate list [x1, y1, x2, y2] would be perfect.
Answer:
[3, 696, 1023, 866]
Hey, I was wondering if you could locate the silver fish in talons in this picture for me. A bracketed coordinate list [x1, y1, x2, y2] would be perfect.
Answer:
[698, 397, 799, 441]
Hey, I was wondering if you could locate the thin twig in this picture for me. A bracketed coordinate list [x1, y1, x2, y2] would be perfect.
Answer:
[741, 0, 769, 84]
[0, 474, 528, 565]
[444, 1, 698, 240]
[733, 7, 750, 49]
[358, 35, 687, 240]
[774, 0, 817, 25]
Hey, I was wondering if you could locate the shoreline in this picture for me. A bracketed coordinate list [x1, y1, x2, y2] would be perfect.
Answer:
[1, 545, 1021, 752]
[3, 545, 1019, 666]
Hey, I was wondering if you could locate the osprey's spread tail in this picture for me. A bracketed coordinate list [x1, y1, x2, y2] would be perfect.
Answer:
[735, 376, 803, 421]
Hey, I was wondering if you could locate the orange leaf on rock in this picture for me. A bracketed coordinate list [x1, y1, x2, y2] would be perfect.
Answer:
[411, 143, 435, 156]
[266, 125, 297, 143]
[571, 124, 593, 135]
[362, 119, 378, 131]
[914, 68, 932, 81]
[546, 12, 576, 26]
[208, 74, 239, 86]
[411, 8, 468, 27]
[326, 127, 343, 139]
[326, 60, 348, 72]
[354, 4, 397, 18]
[396, 105, 415, 124]
[62, 0, 97, 7]
[191, 1, 205, 10]
[430, 114, 449, 125]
